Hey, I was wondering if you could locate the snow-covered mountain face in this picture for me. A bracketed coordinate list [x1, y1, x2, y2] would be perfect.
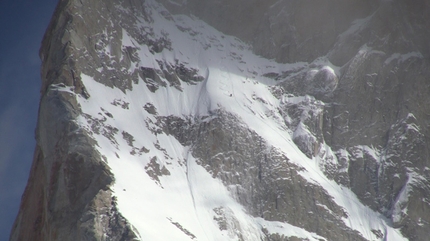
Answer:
[10, 0, 430, 240]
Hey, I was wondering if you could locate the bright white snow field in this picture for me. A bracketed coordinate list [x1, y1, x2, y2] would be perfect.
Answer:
[56, 1, 409, 240]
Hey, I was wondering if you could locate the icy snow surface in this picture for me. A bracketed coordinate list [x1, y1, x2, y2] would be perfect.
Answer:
[69, 1, 407, 240]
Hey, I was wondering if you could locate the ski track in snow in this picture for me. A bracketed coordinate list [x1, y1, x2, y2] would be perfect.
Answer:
[64, 1, 409, 240]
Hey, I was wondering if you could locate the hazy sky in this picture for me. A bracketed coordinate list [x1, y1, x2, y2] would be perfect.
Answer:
[0, 0, 57, 239]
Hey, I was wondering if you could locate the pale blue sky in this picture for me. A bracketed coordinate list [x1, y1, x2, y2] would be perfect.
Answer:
[0, 0, 57, 239]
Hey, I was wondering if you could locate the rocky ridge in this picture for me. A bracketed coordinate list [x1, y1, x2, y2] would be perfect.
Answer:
[10, 0, 430, 240]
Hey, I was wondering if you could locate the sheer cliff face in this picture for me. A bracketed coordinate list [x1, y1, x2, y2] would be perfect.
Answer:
[10, 0, 430, 240]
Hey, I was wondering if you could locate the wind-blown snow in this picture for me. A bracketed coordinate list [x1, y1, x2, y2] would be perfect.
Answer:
[384, 52, 424, 65]
[66, 1, 409, 240]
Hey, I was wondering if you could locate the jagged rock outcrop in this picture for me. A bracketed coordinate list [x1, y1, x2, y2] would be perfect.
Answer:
[10, 0, 140, 240]
[161, 111, 366, 241]
[10, 0, 430, 240]
[322, 2, 430, 238]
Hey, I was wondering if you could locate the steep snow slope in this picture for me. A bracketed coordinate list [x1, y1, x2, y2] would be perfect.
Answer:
[56, 1, 407, 240]
[14, 0, 430, 240]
